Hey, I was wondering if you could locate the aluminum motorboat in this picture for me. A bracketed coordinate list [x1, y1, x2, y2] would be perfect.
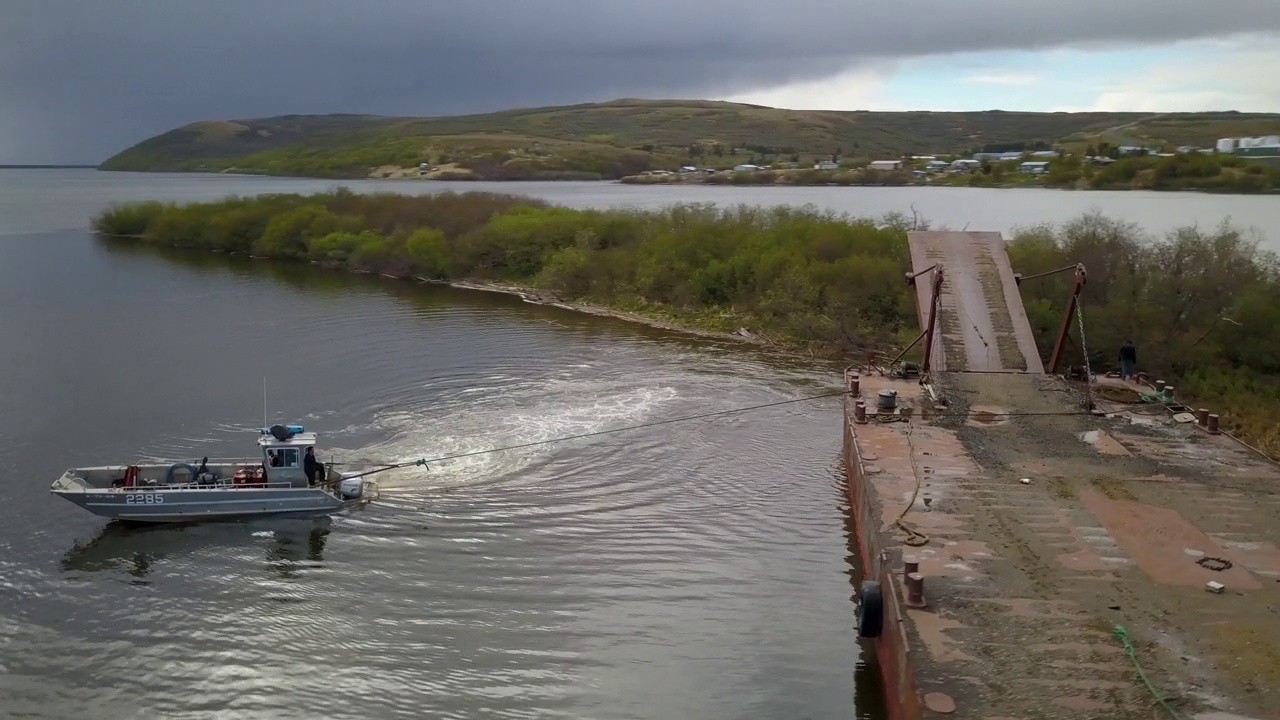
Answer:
[50, 423, 422, 523]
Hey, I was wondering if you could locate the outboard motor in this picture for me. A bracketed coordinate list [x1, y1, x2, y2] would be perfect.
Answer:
[338, 476, 364, 500]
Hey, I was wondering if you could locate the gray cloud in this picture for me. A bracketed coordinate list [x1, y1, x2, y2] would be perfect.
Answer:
[5, 0, 1280, 163]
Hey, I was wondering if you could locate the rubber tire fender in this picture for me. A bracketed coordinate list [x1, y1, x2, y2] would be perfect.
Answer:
[165, 462, 200, 485]
[856, 579, 884, 639]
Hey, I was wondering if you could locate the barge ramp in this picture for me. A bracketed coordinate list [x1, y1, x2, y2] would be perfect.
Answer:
[844, 231, 1279, 719]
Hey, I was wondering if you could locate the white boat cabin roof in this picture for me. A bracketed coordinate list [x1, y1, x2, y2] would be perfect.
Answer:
[257, 424, 318, 449]
[258, 432, 318, 448]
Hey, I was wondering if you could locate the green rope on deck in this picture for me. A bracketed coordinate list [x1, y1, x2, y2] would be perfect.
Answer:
[1111, 625, 1185, 720]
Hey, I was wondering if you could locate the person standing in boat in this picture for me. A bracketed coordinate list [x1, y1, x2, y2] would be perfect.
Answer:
[304, 447, 322, 487]
[1119, 340, 1137, 381]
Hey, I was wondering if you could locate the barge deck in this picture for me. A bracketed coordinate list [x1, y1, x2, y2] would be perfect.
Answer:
[844, 231, 1279, 720]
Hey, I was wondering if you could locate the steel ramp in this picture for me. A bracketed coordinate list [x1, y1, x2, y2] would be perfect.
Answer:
[907, 231, 1044, 374]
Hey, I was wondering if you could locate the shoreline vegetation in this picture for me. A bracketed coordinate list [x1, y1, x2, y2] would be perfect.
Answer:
[617, 150, 1280, 194]
[97, 99, 1280, 194]
[93, 190, 1280, 454]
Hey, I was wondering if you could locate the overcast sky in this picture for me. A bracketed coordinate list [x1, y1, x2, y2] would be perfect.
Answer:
[5, 1, 1280, 163]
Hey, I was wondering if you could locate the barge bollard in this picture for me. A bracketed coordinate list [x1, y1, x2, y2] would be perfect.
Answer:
[1155, 379, 1166, 394]
[854, 401, 868, 425]
[1207, 414, 1221, 434]
[905, 572, 927, 608]
[1197, 408, 1209, 427]
[903, 556, 919, 581]
[847, 372, 861, 396]
[1164, 386, 1175, 401]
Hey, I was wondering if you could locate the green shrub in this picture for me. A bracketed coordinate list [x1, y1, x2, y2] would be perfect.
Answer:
[405, 228, 452, 278]
[92, 190, 1280, 452]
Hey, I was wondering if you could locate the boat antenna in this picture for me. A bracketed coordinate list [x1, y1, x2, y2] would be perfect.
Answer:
[263, 376, 268, 429]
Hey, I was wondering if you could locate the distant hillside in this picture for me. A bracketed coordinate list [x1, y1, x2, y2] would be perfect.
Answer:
[99, 99, 1280, 180]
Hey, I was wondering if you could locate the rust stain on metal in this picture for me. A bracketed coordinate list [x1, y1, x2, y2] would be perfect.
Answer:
[1079, 488, 1262, 590]
[908, 608, 977, 664]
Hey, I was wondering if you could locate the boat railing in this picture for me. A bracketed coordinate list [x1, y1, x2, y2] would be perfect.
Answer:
[72, 458, 267, 473]
[129, 457, 268, 466]
[112, 480, 304, 492]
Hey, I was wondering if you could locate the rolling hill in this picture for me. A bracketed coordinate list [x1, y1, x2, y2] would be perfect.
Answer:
[99, 98, 1280, 180]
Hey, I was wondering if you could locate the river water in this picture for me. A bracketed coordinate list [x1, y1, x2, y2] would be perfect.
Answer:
[1, 169, 880, 720]
[1, 170, 1273, 720]
[2, 169, 1277, 243]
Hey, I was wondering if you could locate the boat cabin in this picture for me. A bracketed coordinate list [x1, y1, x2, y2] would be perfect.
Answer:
[259, 424, 318, 487]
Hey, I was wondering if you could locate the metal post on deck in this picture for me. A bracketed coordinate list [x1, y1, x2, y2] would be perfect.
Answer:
[920, 266, 944, 378]
[904, 263, 938, 286]
[903, 264, 945, 379]
[1047, 264, 1087, 375]
[845, 370, 861, 397]
[905, 572, 927, 608]
[1013, 261, 1088, 375]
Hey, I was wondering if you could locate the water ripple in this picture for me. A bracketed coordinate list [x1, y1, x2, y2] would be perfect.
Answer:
[1, 230, 876, 720]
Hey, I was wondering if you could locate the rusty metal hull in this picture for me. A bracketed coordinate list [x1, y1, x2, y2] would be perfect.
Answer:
[842, 369, 1280, 719]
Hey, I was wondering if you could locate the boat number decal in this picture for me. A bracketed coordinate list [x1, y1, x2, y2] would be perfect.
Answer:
[125, 493, 166, 505]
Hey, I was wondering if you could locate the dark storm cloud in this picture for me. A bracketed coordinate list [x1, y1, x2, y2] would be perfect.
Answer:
[5, 0, 1280, 163]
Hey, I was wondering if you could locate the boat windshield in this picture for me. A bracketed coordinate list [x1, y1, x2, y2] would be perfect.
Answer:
[266, 447, 302, 468]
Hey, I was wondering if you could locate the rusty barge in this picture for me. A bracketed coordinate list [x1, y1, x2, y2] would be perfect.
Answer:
[844, 231, 1280, 720]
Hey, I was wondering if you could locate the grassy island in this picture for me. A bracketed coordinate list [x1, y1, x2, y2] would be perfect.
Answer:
[93, 190, 1280, 454]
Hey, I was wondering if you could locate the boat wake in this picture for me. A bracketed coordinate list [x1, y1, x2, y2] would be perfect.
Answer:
[328, 377, 681, 493]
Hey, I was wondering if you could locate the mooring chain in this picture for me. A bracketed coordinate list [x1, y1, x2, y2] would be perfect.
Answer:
[1075, 302, 1092, 378]
[929, 311, 939, 366]
[927, 308, 944, 380]
[1075, 302, 1095, 408]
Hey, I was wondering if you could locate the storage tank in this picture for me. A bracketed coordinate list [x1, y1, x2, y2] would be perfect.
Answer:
[1216, 138, 1237, 153]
